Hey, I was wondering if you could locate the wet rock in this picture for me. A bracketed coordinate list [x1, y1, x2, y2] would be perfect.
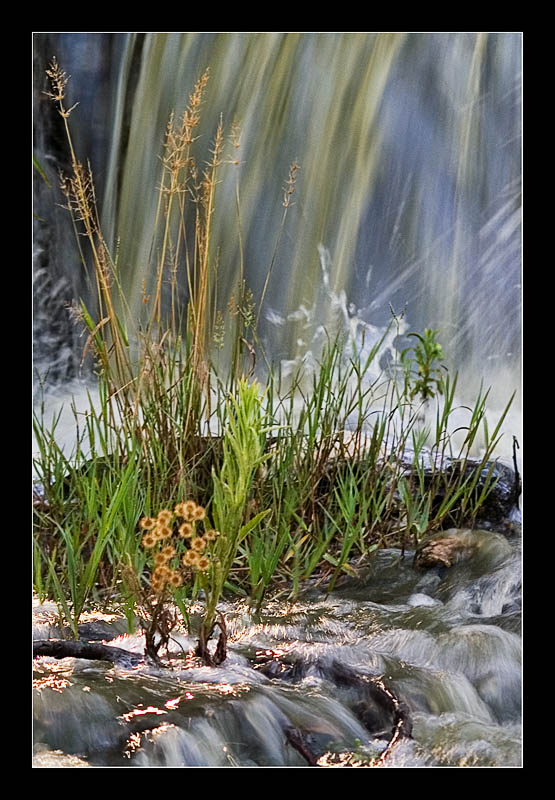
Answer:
[32, 601, 133, 644]
[253, 652, 413, 743]
[414, 530, 477, 569]
[33, 638, 145, 667]
[414, 570, 446, 593]
[326, 661, 413, 741]
[456, 461, 520, 522]
[414, 528, 514, 574]
[399, 457, 521, 535]
[76, 616, 133, 642]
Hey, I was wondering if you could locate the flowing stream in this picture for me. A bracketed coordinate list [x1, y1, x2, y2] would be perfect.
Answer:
[33, 528, 521, 767]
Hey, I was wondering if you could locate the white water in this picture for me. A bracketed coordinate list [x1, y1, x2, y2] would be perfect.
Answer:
[33, 242, 521, 467]
[33, 530, 521, 767]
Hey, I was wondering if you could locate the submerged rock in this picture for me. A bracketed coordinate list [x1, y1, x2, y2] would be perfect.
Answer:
[414, 528, 513, 571]
[406, 593, 443, 608]
[414, 531, 477, 569]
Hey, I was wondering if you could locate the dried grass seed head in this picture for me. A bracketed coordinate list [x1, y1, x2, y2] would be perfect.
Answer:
[44, 57, 69, 102]
[282, 161, 300, 208]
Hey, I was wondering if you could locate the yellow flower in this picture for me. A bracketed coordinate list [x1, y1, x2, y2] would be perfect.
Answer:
[141, 533, 157, 549]
[183, 550, 200, 567]
[138, 516, 156, 530]
[157, 509, 174, 525]
[161, 545, 175, 560]
[153, 552, 167, 567]
[168, 571, 183, 588]
[178, 522, 194, 539]
[191, 536, 206, 552]
[181, 500, 198, 521]
[151, 578, 165, 595]
[174, 502, 188, 517]
[155, 525, 173, 540]
[196, 556, 210, 572]
[153, 564, 171, 580]
[193, 505, 206, 521]
[204, 529, 219, 541]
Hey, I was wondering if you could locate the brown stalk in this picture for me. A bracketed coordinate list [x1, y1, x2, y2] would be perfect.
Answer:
[46, 59, 133, 400]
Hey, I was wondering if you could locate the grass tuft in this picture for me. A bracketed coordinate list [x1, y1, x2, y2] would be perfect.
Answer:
[34, 60, 517, 659]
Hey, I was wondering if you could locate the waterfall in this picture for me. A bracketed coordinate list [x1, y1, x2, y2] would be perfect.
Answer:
[33, 32, 521, 452]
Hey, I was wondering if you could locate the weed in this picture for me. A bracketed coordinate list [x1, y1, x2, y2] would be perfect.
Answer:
[195, 378, 270, 663]
[401, 328, 446, 402]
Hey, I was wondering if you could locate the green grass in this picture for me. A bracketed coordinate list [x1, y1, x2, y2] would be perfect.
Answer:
[33, 59, 516, 656]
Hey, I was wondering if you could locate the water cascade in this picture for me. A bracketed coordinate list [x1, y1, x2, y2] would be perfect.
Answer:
[33, 32, 521, 447]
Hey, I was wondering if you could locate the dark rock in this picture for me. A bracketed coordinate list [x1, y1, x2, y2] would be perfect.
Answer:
[438, 460, 521, 530]
[398, 456, 521, 534]
[33, 639, 145, 667]
[253, 651, 413, 742]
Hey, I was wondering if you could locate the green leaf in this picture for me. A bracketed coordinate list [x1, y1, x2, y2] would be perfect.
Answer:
[239, 508, 271, 542]
[33, 154, 51, 187]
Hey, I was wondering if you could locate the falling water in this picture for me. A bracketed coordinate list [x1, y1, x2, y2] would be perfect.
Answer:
[33, 33, 521, 445]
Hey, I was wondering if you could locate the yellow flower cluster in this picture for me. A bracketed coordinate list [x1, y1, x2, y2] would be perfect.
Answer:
[151, 563, 183, 594]
[138, 509, 175, 548]
[138, 500, 220, 591]
[182, 549, 211, 572]
[174, 501, 206, 522]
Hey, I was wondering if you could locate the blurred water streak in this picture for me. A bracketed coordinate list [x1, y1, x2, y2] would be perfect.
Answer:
[33, 32, 522, 452]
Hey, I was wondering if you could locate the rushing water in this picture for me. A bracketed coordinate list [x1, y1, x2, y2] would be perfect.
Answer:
[33, 32, 521, 432]
[33, 528, 521, 767]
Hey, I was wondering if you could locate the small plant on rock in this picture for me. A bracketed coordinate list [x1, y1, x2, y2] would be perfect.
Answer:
[401, 328, 446, 402]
